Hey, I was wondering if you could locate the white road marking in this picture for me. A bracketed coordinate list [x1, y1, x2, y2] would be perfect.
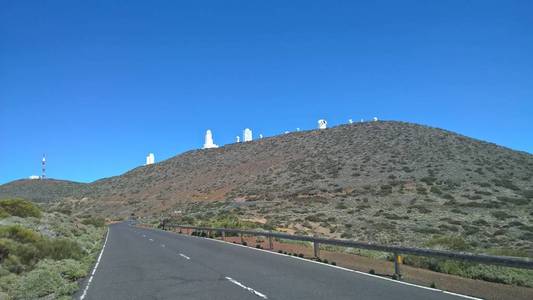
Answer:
[80, 229, 110, 300]
[161, 244, 166, 247]
[149, 238, 154, 242]
[179, 253, 190, 260]
[144, 225, 482, 299]
[187, 234, 482, 300]
[225, 276, 268, 299]
[142, 234, 146, 237]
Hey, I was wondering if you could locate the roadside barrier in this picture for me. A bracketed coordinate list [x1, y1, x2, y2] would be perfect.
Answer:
[163, 223, 533, 279]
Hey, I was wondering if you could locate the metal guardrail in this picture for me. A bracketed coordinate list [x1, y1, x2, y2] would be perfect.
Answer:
[163, 223, 533, 279]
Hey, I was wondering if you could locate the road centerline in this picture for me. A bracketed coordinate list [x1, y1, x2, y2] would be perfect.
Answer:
[225, 276, 268, 299]
[179, 253, 190, 260]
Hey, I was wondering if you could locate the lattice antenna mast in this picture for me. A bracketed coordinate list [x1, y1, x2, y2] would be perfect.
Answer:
[41, 154, 46, 180]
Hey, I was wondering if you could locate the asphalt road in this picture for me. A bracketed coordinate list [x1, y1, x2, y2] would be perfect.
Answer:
[79, 223, 476, 300]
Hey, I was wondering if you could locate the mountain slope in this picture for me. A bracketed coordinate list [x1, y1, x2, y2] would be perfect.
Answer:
[1, 121, 532, 250]
[0, 179, 86, 203]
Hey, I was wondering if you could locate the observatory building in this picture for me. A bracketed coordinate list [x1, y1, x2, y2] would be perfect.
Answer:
[243, 128, 252, 142]
[203, 130, 219, 149]
[318, 119, 327, 129]
[146, 153, 155, 165]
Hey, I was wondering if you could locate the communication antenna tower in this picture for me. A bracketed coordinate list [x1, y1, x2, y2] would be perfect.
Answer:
[41, 154, 46, 179]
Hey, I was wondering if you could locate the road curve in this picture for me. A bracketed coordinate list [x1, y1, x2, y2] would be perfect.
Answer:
[79, 223, 477, 300]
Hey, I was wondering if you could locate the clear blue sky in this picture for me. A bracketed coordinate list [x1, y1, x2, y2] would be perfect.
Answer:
[1, 1, 532, 184]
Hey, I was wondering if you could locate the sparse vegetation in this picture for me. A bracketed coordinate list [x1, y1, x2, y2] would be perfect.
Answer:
[2, 121, 533, 290]
[0, 199, 106, 299]
[0, 199, 41, 219]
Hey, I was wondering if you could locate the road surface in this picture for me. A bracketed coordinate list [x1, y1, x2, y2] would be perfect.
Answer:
[79, 223, 477, 300]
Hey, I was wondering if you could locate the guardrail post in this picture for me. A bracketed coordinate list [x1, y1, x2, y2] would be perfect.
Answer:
[240, 233, 244, 244]
[221, 231, 225, 241]
[268, 234, 273, 250]
[313, 237, 320, 258]
[394, 253, 402, 280]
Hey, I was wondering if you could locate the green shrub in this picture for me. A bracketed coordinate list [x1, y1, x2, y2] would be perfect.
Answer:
[0, 199, 41, 218]
[0, 208, 9, 218]
[522, 189, 533, 199]
[4, 254, 24, 274]
[492, 179, 520, 191]
[38, 238, 84, 261]
[421, 177, 437, 185]
[441, 193, 454, 200]
[0, 226, 84, 268]
[12, 264, 78, 299]
[491, 211, 513, 220]
[430, 186, 442, 195]
[335, 203, 348, 209]
[404, 257, 533, 287]
[0, 226, 40, 244]
[425, 235, 470, 251]
[496, 196, 529, 206]
[81, 217, 106, 227]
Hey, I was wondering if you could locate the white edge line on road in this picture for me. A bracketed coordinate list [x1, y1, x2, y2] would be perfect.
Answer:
[80, 228, 110, 300]
[174, 232, 483, 300]
[179, 253, 190, 260]
[225, 276, 268, 299]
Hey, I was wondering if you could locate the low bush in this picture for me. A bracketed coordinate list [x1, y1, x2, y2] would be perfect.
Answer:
[335, 203, 348, 209]
[10, 260, 80, 299]
[0, 226, 40, 244]
[38, 238, 84, 261]
[491, 211, 513, 220]
[425, 235, 470, 251]
[522, 189, 533, 199]
[0, 199, 41, 219]
[81, 217, 106, 227]
[492, 179, 520, 191]
[404, 256, 533, 287]
[0, 226, 84, 271]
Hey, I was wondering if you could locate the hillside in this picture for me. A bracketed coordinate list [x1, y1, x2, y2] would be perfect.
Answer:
[1, 121, 532, 252]
[0, 179, 86, 203]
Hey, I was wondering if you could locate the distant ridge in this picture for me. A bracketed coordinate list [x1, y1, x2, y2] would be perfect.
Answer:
[0, 179, 85, 203]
